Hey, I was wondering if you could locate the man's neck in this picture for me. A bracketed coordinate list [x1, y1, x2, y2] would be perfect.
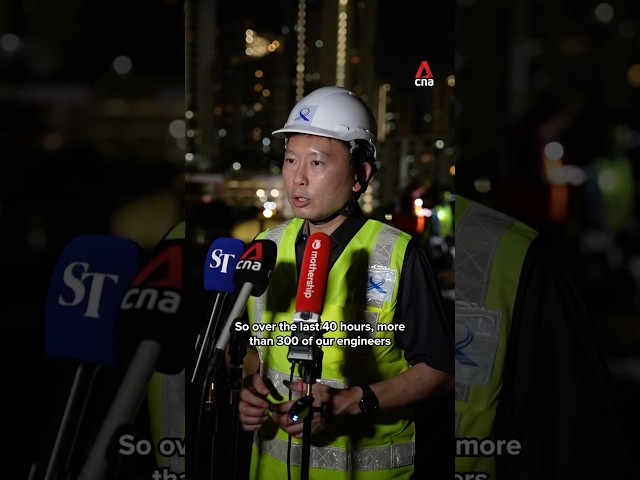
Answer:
[306, 214, 348, 237]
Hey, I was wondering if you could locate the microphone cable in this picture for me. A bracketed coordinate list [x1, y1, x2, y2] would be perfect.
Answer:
[287, 362, 296, 480]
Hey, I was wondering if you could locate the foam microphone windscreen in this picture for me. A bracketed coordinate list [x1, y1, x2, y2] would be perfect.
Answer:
[203, 237, 245, 292]
[44, 234, 141, 366]
[114, 222, 184, 374]
[295, 232, 331, 315]
[232, 239, 278, 297]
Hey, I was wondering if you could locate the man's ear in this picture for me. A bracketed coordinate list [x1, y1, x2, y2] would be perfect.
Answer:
[353, 162, 373, 193]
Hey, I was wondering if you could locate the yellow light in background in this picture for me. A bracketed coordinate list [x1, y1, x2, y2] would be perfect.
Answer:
[474, 178, 492, 193]
[598, 169, 617, 192]
[449, 165, 455, 176]
[627, 64, 640, 87]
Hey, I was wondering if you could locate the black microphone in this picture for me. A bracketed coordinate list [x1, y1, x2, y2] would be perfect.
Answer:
[190, 237, 245, 385]
[204, 238, 277, 380]
[35, 234, 141, 480]
[78, 222, 184, 480]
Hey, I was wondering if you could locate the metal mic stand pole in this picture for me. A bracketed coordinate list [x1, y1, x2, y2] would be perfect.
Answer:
[298, 334, 323, 480]
[198, 358, 224, 480]
[228, 329, 248, 480]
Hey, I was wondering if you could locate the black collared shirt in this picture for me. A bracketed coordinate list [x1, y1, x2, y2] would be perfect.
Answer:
[294, 215, 454, 375]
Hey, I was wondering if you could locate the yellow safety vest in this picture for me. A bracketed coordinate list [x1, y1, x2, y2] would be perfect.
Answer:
[147, 221, 185, 475]
[247, 217, 416, 480]
[454, 196, 537, 479]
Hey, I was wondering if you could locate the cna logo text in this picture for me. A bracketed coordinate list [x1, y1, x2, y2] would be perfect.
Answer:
[415, 60, 434, 87]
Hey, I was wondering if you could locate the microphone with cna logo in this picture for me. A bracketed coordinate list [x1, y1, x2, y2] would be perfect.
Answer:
[78, 222, 184, 480]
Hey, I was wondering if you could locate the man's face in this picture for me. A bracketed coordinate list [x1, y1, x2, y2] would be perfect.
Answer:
[282, 134, 358, 223]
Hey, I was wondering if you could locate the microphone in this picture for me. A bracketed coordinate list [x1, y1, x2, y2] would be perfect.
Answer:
[190, 237, 245, 385]
[204, 238, 277, 380]
[37, 234, 141, 480]
[285, 232, 331, 474]
[78, 222, 184, 480]
[45, 234, 142, 365]
[287, 231, 331, 364]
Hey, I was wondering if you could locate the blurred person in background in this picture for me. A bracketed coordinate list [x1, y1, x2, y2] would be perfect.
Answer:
[454, 193, 637, 479]
[235, 86, 454, 479]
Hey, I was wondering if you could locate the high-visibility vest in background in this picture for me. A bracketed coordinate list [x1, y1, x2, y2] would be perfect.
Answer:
[454, 196, 538, 478]
[147, 221, 185, 476]
[247, 217, 415, 480]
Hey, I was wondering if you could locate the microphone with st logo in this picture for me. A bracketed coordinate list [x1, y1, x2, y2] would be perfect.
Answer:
[44, 234, 142, 366]
[204, 238, 277, 381]
[199, 238, 277, 480]
[33, 234, 141, 480]
[190, 237, 245, 386]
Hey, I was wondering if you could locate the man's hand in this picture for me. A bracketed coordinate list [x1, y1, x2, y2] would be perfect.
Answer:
[238, 373, 271, 431]
[269, 381, 362, 438]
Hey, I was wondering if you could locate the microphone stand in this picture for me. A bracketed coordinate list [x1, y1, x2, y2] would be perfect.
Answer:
[298, 345, 323, 480]
[288, 319, 324, 480]
[228, 329, 248, 480]
[200, 282, 253, 480]
[191, 293, 230, 479]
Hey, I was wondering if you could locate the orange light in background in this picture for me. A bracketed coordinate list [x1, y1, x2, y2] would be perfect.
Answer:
[549, 185, 568, 223]
[541, 141, 569, 223]
[627, 64, 640, 87]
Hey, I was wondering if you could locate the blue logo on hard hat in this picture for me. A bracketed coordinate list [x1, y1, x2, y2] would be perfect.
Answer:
[292, 105, 317, 123]
[295, 108, 311, 121]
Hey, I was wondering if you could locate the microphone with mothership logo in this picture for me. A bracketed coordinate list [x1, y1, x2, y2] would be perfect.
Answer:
[286, 231, 331, 480]
[287, 231, 331, 367]
[78, 222, 184, 480]
[30, 234, 141, 480]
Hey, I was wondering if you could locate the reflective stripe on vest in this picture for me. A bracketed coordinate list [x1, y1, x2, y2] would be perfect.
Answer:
[147, 221, 186, 474]
[256, 436, 415, 471]
[455, 196, 537, 478]
[247, 218, 415, 479]
[148, 370, 185, 473]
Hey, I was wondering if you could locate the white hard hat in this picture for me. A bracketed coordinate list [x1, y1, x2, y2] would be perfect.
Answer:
[272, 86, 377, 143]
